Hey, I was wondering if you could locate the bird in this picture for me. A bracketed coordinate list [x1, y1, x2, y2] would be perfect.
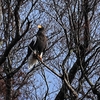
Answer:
[27, 25, 47, 69]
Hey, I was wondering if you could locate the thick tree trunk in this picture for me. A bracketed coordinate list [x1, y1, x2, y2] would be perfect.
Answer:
[55, 59, 80, 100]
[5, 77, 11, 100]
[55, 85, 64, 100]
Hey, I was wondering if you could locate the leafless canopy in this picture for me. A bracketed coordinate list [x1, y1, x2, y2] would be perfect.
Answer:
[0, 0, 100, 100]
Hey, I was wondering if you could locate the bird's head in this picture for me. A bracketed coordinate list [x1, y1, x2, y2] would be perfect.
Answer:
[38, 25, 44, 31]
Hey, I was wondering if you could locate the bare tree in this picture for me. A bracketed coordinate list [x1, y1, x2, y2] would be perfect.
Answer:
[0, 0, 39, 100]
[0, 0, 100, 100]
[36, 0, 100, 99]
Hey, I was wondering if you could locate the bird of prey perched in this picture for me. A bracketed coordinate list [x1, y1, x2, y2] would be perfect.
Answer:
[27, 25, 47, 69]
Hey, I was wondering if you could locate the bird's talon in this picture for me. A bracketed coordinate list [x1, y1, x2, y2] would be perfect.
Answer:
[37, 55, 42, 61]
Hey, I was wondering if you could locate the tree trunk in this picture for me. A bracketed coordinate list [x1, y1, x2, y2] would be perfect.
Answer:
[5, 77, 11, 100]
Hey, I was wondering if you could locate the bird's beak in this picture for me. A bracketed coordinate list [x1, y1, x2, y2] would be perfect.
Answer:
[38, 25, 42, 29]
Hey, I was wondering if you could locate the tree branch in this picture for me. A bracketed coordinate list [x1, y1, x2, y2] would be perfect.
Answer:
[29, 45, 62, 79]
[0, 20, 30, 66]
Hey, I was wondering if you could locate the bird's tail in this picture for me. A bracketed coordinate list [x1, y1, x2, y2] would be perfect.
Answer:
[28, 53, 38, 69]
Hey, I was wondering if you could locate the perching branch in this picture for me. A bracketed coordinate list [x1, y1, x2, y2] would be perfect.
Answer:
[29, 45, 78, 98]
[29, 46, 62, 79]
[39, 59, 62, 78]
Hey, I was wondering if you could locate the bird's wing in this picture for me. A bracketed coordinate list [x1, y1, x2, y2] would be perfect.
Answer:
[33, 35, 37, 45]
[43, 36, 48, 54]
[26, 35, 37, 58]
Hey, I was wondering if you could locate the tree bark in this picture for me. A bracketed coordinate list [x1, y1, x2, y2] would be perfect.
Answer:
[5, 77, 11, 100]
